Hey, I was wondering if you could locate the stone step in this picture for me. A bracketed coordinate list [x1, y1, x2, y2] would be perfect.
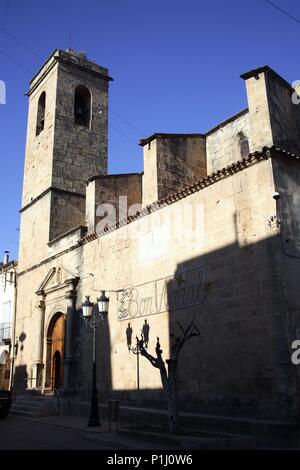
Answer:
[11, 403, 45, 410]
[10, 408, 40, 418]
[11, 395, 58, 417]
[14, 398, 55, 407]
[14, 394, 55, 401]
[10, 405, 57, 417]
[11, 403, 55, 412]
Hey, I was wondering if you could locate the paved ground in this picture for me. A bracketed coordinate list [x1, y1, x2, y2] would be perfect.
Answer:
[0, 413, 256, 450]
[1, 413, 299, 453]
[0, 414, 174, 450]
[0, 415, 120, 450]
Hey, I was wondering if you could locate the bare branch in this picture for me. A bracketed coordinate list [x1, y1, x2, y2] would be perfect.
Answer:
[171, 318, 201, 360]
[137, 335, 167, 370]
[136, 318, 201, 436]
[176, 321, 185, 334]
[139, 347, 160, 368]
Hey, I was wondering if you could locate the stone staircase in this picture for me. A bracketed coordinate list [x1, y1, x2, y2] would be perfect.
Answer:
[10, 393, 58, 418]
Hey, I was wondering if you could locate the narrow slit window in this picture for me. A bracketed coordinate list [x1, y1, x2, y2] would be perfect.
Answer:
[36, 91, 46, 136]
[74, 85, 91, 128]
[239, 134, 250, 159]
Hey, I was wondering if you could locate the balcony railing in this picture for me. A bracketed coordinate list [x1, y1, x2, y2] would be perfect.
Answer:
[0, 323, 11, 342]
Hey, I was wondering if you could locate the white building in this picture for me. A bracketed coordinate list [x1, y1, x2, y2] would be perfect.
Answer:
[0, 252, 17, 390]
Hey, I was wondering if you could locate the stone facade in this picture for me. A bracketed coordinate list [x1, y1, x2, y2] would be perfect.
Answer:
[20, 48, 111, 257]
[140, 134, 207, 205]
[206, 109, 251, 173]
[12, 51, 300, 422]
[86, 173, 143, 233]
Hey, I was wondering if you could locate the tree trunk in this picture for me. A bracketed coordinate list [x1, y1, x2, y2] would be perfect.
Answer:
[167, 360, 179, 434]
[167, 388, 179, 434]
[156, 360, 179, 434]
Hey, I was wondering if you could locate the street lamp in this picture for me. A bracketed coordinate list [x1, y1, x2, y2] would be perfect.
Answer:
[82, 290, 109, 427]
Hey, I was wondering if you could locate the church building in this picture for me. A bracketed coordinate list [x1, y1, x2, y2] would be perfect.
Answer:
[12, 48, 300, 424]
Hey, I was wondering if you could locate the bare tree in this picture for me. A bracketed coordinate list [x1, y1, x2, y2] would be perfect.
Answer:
[137, 318, 201, 435]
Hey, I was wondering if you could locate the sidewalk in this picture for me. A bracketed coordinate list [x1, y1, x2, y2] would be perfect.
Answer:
[20, 414, 178, 450]
[14, 414, 254, 450]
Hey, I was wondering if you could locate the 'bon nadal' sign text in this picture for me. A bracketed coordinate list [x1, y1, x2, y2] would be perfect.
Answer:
[117, 265, 207, 321]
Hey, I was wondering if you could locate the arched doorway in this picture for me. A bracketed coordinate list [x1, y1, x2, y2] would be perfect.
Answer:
[45, 313, 65, 390]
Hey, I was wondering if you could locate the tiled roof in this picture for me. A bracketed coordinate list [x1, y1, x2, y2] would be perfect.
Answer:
[78, 146, 300, 245]
[266, 145, 300, 160]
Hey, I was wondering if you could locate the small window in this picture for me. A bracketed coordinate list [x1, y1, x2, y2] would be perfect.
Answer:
[74, 85, 91, 128]
[36, 91, 46, 136]
[239, 134, 250, 159]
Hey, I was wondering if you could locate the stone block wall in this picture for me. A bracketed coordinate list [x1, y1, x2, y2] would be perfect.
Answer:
[206, 110, 251, 173]
[206, 66, 300, 175]
[22, 65, 57, 207]
[22, 49, 110, 207]
[15, 154, 300, 420]
[15, 57, 300, 421]
[242, 66, 300, 154]
[273, 154, 300, 311]
[49, 190, 86, 241]
[141, 134, 207, 206]
[272, 156, 300, 405]
[78, 156, 295, 419]
[53, 51, 110, 195]
[18, 192, 52, 271]
[266, 72, 300, 153]
[242, 70, 273, 152]
[19, 49, 111, 265]
[86, 173, 143, 233]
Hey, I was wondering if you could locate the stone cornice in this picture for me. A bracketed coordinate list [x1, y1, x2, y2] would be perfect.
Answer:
[139, 133, 205, 147]
[240, 66, 292, 91]
[18, 243, 81, 278]
[27, 49, 112, 96]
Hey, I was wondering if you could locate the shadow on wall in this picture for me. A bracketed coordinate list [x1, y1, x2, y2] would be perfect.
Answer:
[76, 303, 112, 402]
[11, 231, 299, 422]
[11, 195, 300, 422]
[109, 227, 299, 422]
[13, 365, 28, 392]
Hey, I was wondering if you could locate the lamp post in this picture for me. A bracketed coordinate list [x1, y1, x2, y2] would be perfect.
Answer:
[128, 336, 140, 398]
[82, 290, 109, 427]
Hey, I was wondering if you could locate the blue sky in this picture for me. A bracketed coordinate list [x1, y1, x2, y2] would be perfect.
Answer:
[0, 0, 300, 259]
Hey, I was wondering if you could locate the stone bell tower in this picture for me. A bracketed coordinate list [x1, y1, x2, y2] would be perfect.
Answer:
[19, 49, 112, 270]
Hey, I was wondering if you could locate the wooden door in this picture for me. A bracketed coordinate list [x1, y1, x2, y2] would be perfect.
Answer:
[50, 314, 65, 389]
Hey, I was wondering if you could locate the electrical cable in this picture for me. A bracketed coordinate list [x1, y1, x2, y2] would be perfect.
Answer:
[263, 0, 300, 25]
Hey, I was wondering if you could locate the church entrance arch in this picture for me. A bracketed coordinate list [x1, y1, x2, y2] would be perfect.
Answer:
[45, 312, 65, 390]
